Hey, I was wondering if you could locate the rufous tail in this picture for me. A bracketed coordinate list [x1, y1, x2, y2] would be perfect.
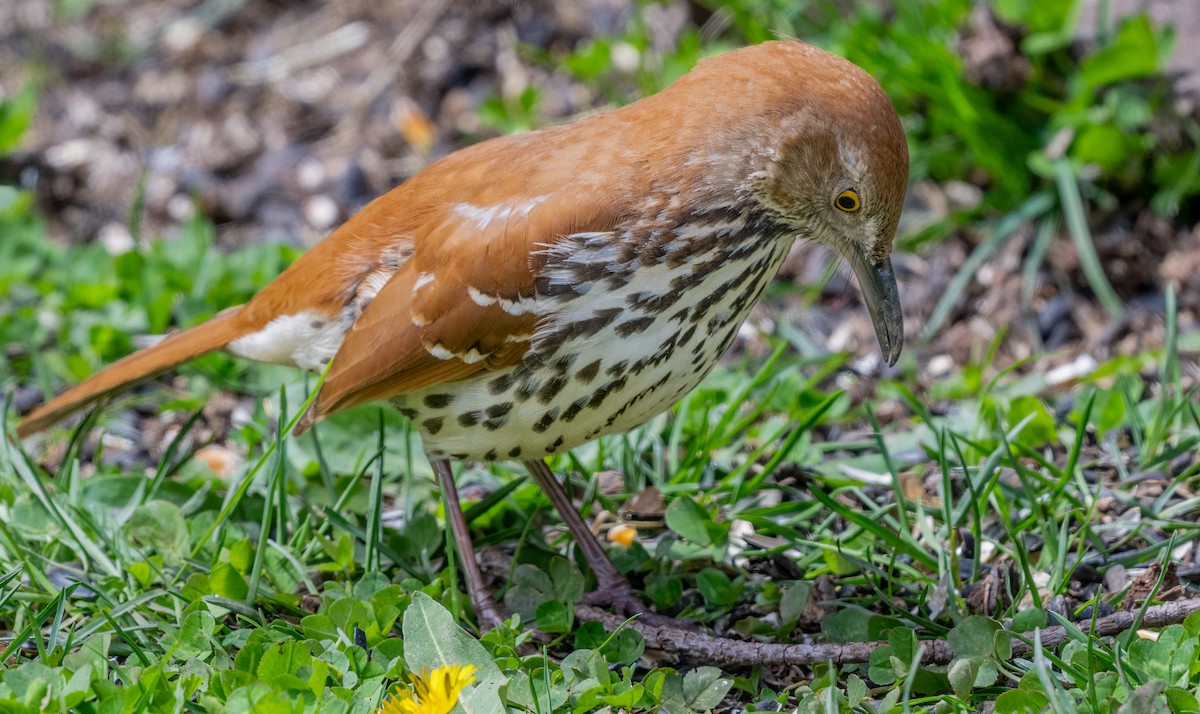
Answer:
[17, 307, 250, 438]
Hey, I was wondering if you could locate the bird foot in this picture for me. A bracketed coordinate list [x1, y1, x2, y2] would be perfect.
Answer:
[472, 593, 508, 633]
[582, 575, 696, 631]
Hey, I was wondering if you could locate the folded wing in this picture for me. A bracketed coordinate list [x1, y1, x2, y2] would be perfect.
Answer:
[296, 163, 626, 431]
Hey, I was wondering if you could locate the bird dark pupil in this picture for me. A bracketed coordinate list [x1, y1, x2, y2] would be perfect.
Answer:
[838, 195, 856, 209]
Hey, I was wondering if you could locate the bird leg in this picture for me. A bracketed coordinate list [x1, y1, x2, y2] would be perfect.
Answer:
[523, 459, 679, 626]
[431, 458, 506, 631]
[523, 459, 628, 593]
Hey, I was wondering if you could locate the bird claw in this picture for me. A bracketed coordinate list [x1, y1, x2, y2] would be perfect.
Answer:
[582, 576, 698, 632]
[472, 595, 508, 633]
[581, 578, 635, 610]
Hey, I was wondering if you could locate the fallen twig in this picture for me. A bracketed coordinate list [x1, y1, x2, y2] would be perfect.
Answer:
[232, 22, 372, 85]
[575, 599, 1200, 669]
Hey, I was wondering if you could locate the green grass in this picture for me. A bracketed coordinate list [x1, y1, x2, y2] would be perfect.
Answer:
[2, 195, 1199, 710]
[4, 2, 1200, 712]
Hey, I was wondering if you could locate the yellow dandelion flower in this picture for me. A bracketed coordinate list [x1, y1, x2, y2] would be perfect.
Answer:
[377, 663, 477, 714]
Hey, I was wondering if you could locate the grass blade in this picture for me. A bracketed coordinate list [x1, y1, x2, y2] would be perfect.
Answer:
[921, 191, 1054, 340]
[1054, 159, 1123, 318]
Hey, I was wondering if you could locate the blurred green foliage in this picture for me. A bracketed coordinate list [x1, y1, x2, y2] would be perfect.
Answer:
[0, 86, 35, 156]
[2, 210, 297, 393]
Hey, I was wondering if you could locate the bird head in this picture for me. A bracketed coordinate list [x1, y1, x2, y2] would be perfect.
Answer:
[751, 43, 910, 365]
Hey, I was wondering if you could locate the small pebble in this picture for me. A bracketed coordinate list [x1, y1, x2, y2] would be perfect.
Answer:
[297, 158, 325, 191]
[167, 194, 197, 222]
[162, 17, 206, 54]
[610, 41, 640, 72]
[196, 445, 239, 478]
[99, 223, 133, 255]
[303, 195, 339, 230]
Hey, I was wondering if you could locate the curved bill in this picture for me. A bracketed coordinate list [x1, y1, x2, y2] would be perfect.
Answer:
[848, 252, 903, 366]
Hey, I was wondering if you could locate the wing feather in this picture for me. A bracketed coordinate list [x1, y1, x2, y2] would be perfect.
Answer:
[296, 158, 627, 432]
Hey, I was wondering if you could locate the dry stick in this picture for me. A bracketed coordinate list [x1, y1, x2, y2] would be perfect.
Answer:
[575, 599, 1200, 669]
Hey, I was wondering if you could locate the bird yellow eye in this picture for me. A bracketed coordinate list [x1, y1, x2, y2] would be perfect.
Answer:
[834, 189, 860, 212]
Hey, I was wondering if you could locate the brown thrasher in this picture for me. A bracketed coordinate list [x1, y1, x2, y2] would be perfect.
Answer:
[18, 41, 907, 628]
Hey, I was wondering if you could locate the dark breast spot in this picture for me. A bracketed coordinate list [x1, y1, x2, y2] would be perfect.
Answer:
[715, 323, 740, 354]
[488, 374, 514, 395]
[615, 316, 655, 337]
[639, 240, 669, 265]
[562, 397, 589, 422]
[629, 290, 683, 314]
[532, 408, 561, 433]
[485, 402, 513, 418]
[458, 411, 481, 427]
[545, 436, 565, 453]
[605, 273, 631, 290]
[514, 378, 538, 403]
[536, 375, 569, 404]
[588, 375, 628, 408]
[550, 354, 577, 373]
[570, 258, 610, 284]
[670, 272, 703, 292]
[606, 360, 629, 377]
[576, 359, 602, 384]
[484, 449, 498, 461]
[565, 307, 622, 339]
[522, 352, 548, 370]
[424, 393, 454, 409]
[689, 274, 749, 323]
[508, 446, 522, 458]
[423, 417, 444, 435]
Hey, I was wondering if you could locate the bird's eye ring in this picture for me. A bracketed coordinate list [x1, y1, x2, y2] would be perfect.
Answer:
[834, 189, 860, 212]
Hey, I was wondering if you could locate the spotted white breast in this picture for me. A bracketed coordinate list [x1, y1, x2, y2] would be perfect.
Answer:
[393, 202, 795, 461]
